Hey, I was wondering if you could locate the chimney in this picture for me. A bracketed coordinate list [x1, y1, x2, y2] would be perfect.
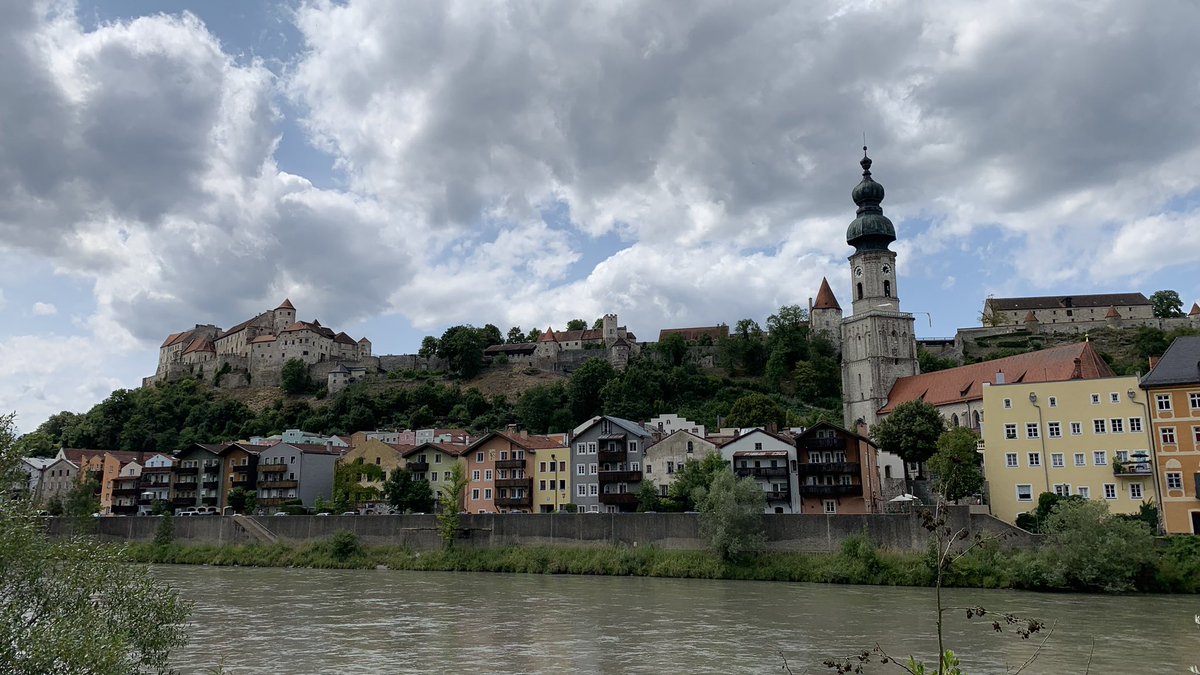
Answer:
[325, 439, 333, 452]
[1072, 357, 1082, 379]
[520, 429, 529, 439]
[1147, 356, 1160, 370]
[995, 371, 1005, 385]
[506, 424, 518, 435]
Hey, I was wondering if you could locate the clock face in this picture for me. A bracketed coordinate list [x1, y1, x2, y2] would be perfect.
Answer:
[881, 264, 891, 274]
[855, 267, 863, 277]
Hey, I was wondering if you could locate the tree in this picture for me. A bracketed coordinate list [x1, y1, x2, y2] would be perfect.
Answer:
[12, 430, 56, 458]
[871, 400, 946, 468]
[636, 480, 661, 512]
[227, 487, 256, 514]
[333, 459, 385, 509]
[436, 463, 468, 547]
[696, 471, 766, 561]
[0, 413, 191, 672]
[1042, 499, 1155, 592]
[667, 453, 730, 511]
[1150, 289, 1185, 318]
[281, 358, 311, 395]
[766, 304, 807, 334]
[526, 327, 543, 343]
[154, 511, 174, 546]
[733, 318, 762, 339]
[516, 383, 569, 433]
[568, 358, 617, 423]
[383, 467, 435, 513]
[418, 335, 440, 358]
[656, 333, 688, 367]
[565, 318, 588, 331]
[436, 325, 488, 379]
[63, 475, 100, 517]
[506, 326, 526, 344]
[724, 393, 787, 430]
[979, 306, 1007, 327]
[926, 428, 984, 502]
[917, 347, 958, 374]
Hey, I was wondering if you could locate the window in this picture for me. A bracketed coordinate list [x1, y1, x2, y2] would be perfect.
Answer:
[589, 484, 598, 496]
[1016, 485, 1033, 502]
[471, 488, 479, 500]
[471, 470, 480, 481]
[666, 461, 675, 474]
[630, 462, 640, 471]
[1115, 450, 1129, 463]
[1129, 417, 1143, 433]
[443, 471, 451, 481]
[1191, 393, 1200, 410]
[1077, 486, 1090, 499]
[1093, 419, 1107, 434]
[1051, 453, 1064, 468]
[577, 484, 585, 497]
[1167, 472, 1183, 490]
[576, 465, 585, 475]
[1110, 418, 1124, 434]
[484, 489, 492, 500]
[629, 441, 638, 453]
[1090, 394, 1101, 405]
[434, 455, 441, 464]
[1053, 484, 1070, 497]
[539, 462, 547, 472]
[484, 470, 493, 481]
[1004, 424, 1017, 440]
[587, 442, 597, 453]
[1027, 453, 1041, 467]
[1093, 451, 1107, 466]
[646, 464, 653, 474]
[1110, 393, 1121, 404]
[754, 442, 763, 450]
[476, 452, 484, 463]
[1103, 484, 1117, 500]
[1156, 394, 1172, 412]
[1047, 422, 1061, 438]
[1161, 427, 1177, 445]
[1195, 426, 1200, 444]
[430, 473, 437, 482]
[1048, 396, 1057, 408]
[1003, 398, 1012, 409]
[1129, 483, 1143, 500]
[1026, 423, 1039, 439]
[576, 443, 585, 454]
[824, 500, 837, 514]
[589, 463, 598, 475]
[1005, 453, 1018, 468]
[1074, 452, 1086, 467]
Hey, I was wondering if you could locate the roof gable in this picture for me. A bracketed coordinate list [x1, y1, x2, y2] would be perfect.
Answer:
[1140, 336, 1200, 388]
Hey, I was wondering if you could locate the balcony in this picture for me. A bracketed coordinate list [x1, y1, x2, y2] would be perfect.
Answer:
[496, 478, 531, 489]
[137, 495, 157, 505]
[799, 437, 844, 450]
[112, 487, 141, 497]
[231, 477, 253, 488]
[406, 461, 429, 473]
[598, 492, 638, 506]
[764, 490, 791, 502]
[201, 497, 218, 506]
[496, 459, 526, 470]
[175, 466, 198, 476]
[259, 464, 287, 474]
[496, 495, 532, 507]
[797, 462, 861, 477]
[171, 496, 195, 506]
[257, 497, 286, 507]
[598, 450, 627, 464]
[111, 504, 138, 515]
[202, 480, 220, 490]
[1112, 461, 1153, 477]
[801, 484, 864, 498]
[736, 466, 789, 478]
[598, 470, 643, 483]
[260, 480, 298, 489]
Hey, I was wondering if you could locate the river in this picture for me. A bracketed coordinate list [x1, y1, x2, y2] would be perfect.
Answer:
[153, 565, 1196, 674]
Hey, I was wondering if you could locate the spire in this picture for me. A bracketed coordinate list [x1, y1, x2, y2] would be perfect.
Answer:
[276, 298, 295, 311]
[846, 146, 896, 252]
[813, 277, 842, 310]
[1190, 302, 1200, 317]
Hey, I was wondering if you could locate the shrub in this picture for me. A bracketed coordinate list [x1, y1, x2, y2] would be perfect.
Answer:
[328, 532, 362, 562]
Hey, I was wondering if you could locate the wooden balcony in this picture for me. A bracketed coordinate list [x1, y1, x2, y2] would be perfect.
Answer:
[111, 504, 138, 515]
[406, 461, 429, 473]
[201, 497, 218, 506]
[259, 480, 298, 489]
[496, 478, 531, 489]
[259, 464, 287, 473]
[797, 462, 860, 476]
[112, 487, 141, 497]
[496, 459, 526, 470]
[175, 466, 198, 476]
[496, 495, 532, 507]
[764, 491, 791, 502]
[598, 492, 638, 506]
[799, 437, 844, 450]
[736, 466, 789, 478]
[598, 450, 627, 464]
[801, 484, 864, 497]
[598, 470, 643, 483]
[171, 496, 195, 506]
[202, 480, 220, 490]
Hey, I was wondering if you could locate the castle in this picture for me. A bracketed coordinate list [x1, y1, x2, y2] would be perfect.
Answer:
[147, 299, 374, 389]
[482, 314, 641, 371]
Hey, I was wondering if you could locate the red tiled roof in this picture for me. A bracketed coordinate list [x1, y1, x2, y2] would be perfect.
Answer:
[160, 331, 184, 348]
[538, 327, 558, 342]
[250, 334, 277, 344]
[879, 342, 1114, 413]
[334, 332, 358, 345]
[1024, 311, 1037, 322]
[988, 293, 1150, 311]
[182, 338, 215, 355]
[276, 298, 295, 310]
[217, 311, 272, 340]
[1105, 306, 1121, 319]
[813, 277, 842, 311]
[1190, 303, 1200, 317]
[401, 442, 471, 458]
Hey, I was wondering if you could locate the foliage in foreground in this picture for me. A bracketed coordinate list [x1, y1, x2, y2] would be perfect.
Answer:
[1, 413, 191, 674]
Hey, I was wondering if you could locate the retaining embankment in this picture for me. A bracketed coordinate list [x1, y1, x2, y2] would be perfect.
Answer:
[49, 507, 1038, 553]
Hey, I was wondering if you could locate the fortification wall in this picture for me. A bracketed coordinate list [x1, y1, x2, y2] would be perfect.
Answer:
[59, 507, 1038, 553]
[378, 354, 446, 372]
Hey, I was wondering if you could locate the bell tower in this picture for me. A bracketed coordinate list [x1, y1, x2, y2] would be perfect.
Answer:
[841, 148, 919, 429]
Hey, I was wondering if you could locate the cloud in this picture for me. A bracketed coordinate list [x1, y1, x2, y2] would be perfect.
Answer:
[31, 302, 56, 316]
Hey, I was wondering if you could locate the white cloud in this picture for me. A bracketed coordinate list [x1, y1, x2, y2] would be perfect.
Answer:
[31, 302, 56, 316]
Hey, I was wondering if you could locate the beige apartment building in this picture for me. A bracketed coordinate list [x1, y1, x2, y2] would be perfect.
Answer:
[981, 376, 1157, 525]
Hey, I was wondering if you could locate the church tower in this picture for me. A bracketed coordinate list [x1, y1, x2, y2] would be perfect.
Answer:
[840, 148, 919, 429]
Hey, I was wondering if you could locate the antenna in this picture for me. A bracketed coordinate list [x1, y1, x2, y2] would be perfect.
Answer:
[862, 132, 868, 155]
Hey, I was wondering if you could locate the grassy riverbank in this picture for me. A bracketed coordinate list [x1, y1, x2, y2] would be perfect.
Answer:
[121, 533, 1200, 594]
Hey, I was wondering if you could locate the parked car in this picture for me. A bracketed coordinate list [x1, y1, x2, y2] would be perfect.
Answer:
[341, 512, 357, 516]
[272, 512, 289, 517]
[315, 512, 331, 516]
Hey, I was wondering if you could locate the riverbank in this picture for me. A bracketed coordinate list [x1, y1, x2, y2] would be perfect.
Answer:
[120, 533, 1200, 594]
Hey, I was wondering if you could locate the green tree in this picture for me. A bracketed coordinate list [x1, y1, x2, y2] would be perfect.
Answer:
[1150, 289, 1185, 318]
[926, 428, 983, 502]
[0, 413, 191, 672]
[1042, 498, 1156, 592]
[568, 358, 617, 423]
[436, 463, 468, 547]
[765, 304, 807, 334]
[280, 358, 311, 395]
[667, 453, 730, 511]
[383, 467, 435, 513]
[696, 471, 767, 562]
[418, 335, 440, 358]
[917, 347, 958, 374]
[1134, 326, 1169, 359]
[724, 393, 787, 430]
[506, 326, 526, 344]
[227, 487, 256, 514]
[333, 459, 385, 510]
[636, 480, 661, 512]
[871, 400, 946, 468]
[154, 511, 174, 546]
[11, 430, 56, 458]
[565, 318, 588, 331]
[516, 383, 570, 433]
[63, 475, 100, 517]
[526, 327, 543, 343]
[656, 333, 688, 367]
[437, 325, 488, 379]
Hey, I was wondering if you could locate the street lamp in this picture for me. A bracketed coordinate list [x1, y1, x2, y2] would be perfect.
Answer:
[551, 453, 559, 513]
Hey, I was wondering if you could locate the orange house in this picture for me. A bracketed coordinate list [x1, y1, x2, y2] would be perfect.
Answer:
[462, 430, 564, 513]
[793, 422, 882, 515]
[1140, 336, 1200, 534]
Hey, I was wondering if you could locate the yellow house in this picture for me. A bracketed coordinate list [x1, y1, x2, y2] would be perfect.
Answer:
[1139, 336, 1200, 534]
[529, 434, 570, 513]
[981, 376, 1157, 525]
[401, 442, 469, 504]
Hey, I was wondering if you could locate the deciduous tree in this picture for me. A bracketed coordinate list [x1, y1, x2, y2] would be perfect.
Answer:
[871, 400, 946, 466]
[1150, 289, 1185, 318]
[696, 470, 766, 561]
[383, 467, 435, 513]
[565, 318, 588, 331]
[281, 358, 311, 395]
[724, 393, 787, 430]
[927, 428, 984, 502]
[436, 463, 468, 547]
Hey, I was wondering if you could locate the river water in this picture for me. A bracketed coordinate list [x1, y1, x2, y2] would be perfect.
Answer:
[154, 565, 1196, 674]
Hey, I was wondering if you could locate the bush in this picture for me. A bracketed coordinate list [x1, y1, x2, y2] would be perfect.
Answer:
[328, 532, 362, 562]
[1041, 499, 1155, 592]
[154, 512, 174, 546]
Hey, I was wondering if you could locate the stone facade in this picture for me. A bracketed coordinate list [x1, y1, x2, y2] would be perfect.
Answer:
[643, 430, 718, 497]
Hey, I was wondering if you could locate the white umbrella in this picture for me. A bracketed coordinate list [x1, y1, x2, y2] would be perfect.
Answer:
[889, 493, 919, 502]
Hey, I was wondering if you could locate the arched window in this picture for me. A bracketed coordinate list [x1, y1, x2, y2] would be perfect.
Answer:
[884, 280, 891, 297]
[686, 441, 694, 453]
[857, 283, 864, 300]
[951, 413, 960, 427]
[972, 411, 981, 429]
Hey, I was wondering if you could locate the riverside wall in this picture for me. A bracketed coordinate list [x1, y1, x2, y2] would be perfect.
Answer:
[54, 508, 1037, 553]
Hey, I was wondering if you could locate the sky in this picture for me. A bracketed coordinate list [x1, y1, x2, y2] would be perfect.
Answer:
[2, 0, 1200, 434]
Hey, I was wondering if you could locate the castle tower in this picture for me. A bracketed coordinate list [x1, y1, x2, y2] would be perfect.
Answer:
[809, 277, 843, 341]
[840, 148, 919, 429]
[273, 298, 296, 333]
[602, 313, 618, 347]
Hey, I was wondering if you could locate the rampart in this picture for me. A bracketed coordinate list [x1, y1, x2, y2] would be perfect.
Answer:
[52, 508, 1038, 553]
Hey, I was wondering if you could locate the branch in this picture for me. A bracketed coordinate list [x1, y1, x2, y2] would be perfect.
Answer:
[873, 643, 918, 675]
[1008, 621, 1056, 675]
[1083, 636, 1095, 675]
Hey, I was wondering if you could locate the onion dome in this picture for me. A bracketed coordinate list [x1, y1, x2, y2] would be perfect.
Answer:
[846, 147, 896, 252]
